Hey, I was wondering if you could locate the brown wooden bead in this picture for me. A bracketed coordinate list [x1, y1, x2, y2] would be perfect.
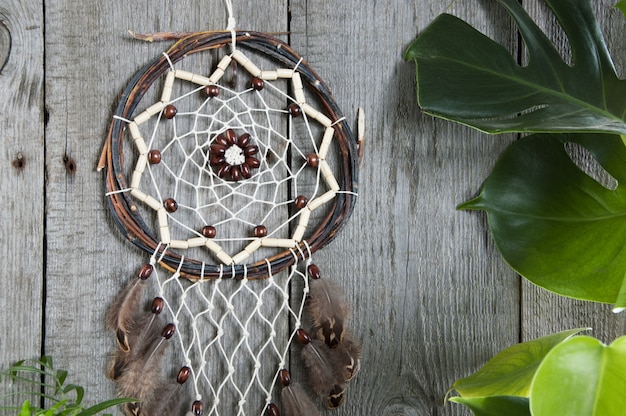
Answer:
[217, 164, 231, 178]
[237, 133, 251, 147]
[240, 163, 251, 179]
[151, 297, 164, 314]
[307, 264, 321, 280]
[162, 323, 176, 339]
[288, 103, 302, 117]
[244, 145, 258, 156]
[279, 369, 291, 387]
[201, 225, 217, 238]
[253, 225, 267, 238]
[138, 263, 153, 280]
[246, 157, 261, 169]
[210, 144, 227, 156]
[148, 149, 162, 165]
[163, 104, 177, 119]
[225, 128, 237, 144]
[204, 84, 220, 97]
[251, 77, 264, 91]
[295, 195, 308, 209]
[296, 328, 311, 345]
[306, 153, 319, 168]
[230, 165, 242, 181]
[192, 400, 204, 416]
[177, 366, 191, 384]
[210, 155, 226, 166]
[164, 198, 178, 213]
[265, 403, 280, 416]
[216, 134, 230, 147]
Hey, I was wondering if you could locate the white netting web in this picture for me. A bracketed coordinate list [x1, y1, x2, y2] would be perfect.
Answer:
[105, 38, 357, 416]
[123, 49, 344, 266]
[147, 247, 310, 416]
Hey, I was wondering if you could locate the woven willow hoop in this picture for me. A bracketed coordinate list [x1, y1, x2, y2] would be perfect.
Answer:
[102, 31, 359, 280]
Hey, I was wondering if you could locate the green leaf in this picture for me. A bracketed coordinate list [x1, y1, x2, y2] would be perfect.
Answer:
[63, 384, 84, 405]
[77, 398, 137, 416]
[56, 369, 68, 388]
[20, 400, 32, 416]
[451, 328, 586, 397]
[449, 396, 530, 416]
[459, 133, 626, 307]
[405, 0, 626, 134]
[530, 335, 626, 416]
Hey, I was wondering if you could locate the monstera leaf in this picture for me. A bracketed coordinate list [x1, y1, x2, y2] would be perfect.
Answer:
[405, 0, 626, 307]
[404, 0, 626, 134]
[450, 332, 626, 416]
[459, 133, 626, 308]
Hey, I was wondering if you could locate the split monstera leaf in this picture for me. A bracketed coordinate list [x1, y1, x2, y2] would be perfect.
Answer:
[405, 0, 626, 310]
[447, 329, 626, 416]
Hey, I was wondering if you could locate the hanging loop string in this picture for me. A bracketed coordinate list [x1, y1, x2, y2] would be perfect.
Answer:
[223, 0, 237, 51]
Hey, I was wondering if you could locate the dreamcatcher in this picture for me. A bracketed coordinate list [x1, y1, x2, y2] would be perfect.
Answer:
[98, 4, 363, 415]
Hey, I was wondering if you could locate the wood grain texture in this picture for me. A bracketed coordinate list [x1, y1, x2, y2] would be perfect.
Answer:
[0, 0, 44, 410]
[289, 1, 519, 415]
[1, 0, 625, 415]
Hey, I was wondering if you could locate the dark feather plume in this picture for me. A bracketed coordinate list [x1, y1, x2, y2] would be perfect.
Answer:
[307, 278, 350, 348]
[105, 277, 147, 352]
[116, 322, 168, 416]
[330, 333, 362, 382]
[281, 382, 321, 416]
[326, 384, 346, 409]
[300, 339, 344, 397]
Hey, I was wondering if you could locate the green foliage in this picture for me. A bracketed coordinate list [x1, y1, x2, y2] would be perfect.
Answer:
[450, 328, 586, 398]
[0, 356, 134, 416]
[404, 0, 626, 135]
[448, 333, 626, 416]
[530, 335, 626, 415]
[405, 0, 626, 309]
[459, 133, 626, 307]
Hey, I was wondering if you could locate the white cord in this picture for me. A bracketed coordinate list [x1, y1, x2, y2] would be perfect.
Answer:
[223, 0, 237, 51]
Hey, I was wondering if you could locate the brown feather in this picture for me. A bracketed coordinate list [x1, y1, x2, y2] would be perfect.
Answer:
[300, 339, 344, 397]
[326, 384, 347, 409]
[116, 329, 168, 416]
[109, 313, 168, 416]
[331, 333, 362, 382]
[281, 383, 321, 416]
[140, 384, 183, 416]
[307, 279, 350, 348]
[106, 277, 147, 352]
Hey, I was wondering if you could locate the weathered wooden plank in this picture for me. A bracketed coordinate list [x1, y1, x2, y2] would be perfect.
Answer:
[0, 0, 44, 410]
[521, 0, 626, 345]
[289, 1, 519, 415]
[43, 0, 287, 414]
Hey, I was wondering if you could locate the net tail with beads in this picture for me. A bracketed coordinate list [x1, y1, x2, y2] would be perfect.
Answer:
[106, 254, 361, 416]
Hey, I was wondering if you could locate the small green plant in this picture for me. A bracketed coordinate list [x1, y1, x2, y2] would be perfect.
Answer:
[0, 356, 134, 416]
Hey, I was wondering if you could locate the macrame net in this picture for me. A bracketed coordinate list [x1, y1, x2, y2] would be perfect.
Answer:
[103, 31, 359, 416]
[147, 248, 310, 415]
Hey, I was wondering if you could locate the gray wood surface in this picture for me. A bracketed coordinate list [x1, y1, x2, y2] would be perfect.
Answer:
[1, 0, 625, 415]
[0, 0, 44, 410]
